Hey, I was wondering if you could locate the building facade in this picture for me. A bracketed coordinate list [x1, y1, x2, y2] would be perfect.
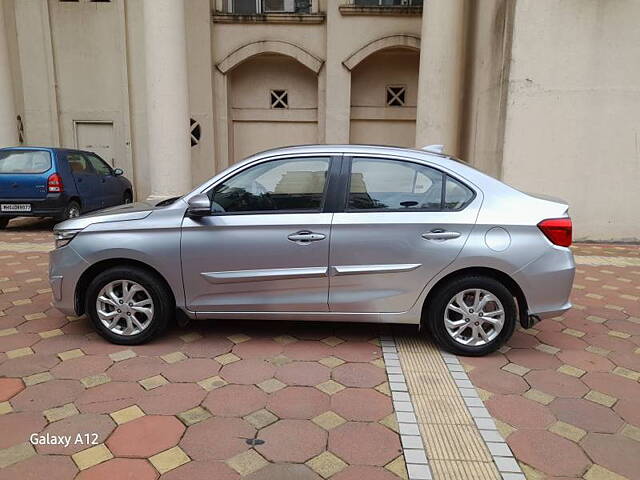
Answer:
[0, 0, 638, 241]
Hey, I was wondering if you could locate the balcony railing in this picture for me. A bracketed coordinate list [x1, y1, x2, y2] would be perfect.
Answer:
[229, 0, 311, 14]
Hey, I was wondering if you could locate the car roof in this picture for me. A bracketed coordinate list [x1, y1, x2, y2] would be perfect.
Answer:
[0, 146, 95, 155]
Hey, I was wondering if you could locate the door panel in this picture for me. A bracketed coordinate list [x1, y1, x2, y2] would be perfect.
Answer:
[181, 214, 332, 312]
[84, 153, 121, 207]
[328, 156, 480, 313]
[65, 153, 103, 212]
[75, 122, 115, 167]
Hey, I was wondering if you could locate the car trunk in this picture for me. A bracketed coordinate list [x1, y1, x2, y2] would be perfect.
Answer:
[0, 150, 52, 200]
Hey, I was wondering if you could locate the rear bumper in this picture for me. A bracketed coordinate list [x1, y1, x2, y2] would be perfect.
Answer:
[513, 246, 575, 320]
[0, 193, 69, 217]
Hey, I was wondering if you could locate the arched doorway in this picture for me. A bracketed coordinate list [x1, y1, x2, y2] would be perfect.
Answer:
[349, 47, 420, 147]
[227, 53, 319, 163]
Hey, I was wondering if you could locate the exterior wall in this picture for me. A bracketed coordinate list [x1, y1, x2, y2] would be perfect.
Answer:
[2, 0, 639, 240]
[501, 0, 640, 241]
[350, 48, 419, 147]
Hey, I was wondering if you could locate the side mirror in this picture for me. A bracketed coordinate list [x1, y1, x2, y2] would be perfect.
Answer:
[113, 168, 124, 176]
[186, 193, 211, 217]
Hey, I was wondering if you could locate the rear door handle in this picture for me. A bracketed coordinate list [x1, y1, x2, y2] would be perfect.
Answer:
[288, 231, 326, 243]
[422, 230, 461, 240]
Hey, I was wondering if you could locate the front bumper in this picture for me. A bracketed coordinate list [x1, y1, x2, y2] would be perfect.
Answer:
[49, 244, 89, 315]
[0, 193, 68, 217]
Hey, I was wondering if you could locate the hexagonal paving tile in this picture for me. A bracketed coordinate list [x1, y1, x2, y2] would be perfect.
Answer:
[161, 460, 239, 480]
[203, 384, 267, 417]
[0, 412, 47, 449]
[36, 414, 116, 454]
[268, 386, 330, 420]
[614, 397, 640, 426]
[525, 370, 589, 398]
[332, 342, 381, 362]
[181, 337, 234, 358]
[504, 348, 562, 370]
[283, 341, 332, 361]
[275, 362, 330, 386]
[161, 358, 220, 382]
[556, 349, 615, 372]
[220, 359, 276, 385]
[136, 383, 206, 415]
[181, 417, 255, 461]
[549, 398, 623, 433]
[244, 463, 322, 480]
[0, 377, 24, 401]
[331, 388, 393, 421]
[106, 356, 165, 381]
[485, 395, 555, 430]
[106, 415, 185, 458]
[332, 363, 387, 388]
[508, 429, 590, 477]
[0, 353, 60, 377]
[75, 458, 158, 480]
[50, 355, 113, 380]
[583, 371, 640, 400]
[582, 433, 640, 479]
[10, 379, 84, 412]
[75, 382, 145, 414]
[0, 453, 78, 480]
[329, 422, 401, 467]
[257, 419, 327, 463]
[232, 338, 283, 359]
[468, 368, 529, 395]
[331, 465, 401, 480]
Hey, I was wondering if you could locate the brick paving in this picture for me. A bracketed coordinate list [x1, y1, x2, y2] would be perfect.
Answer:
[1, 217, 640, 479]
[0, 219, 406, 480]
[461, 243, 640, 480]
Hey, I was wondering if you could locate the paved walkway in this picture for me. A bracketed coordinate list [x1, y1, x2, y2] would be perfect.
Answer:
[1, 218, 639, 479]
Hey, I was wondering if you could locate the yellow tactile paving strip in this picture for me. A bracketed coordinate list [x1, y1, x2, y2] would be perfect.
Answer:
[395, 336, 501, 480]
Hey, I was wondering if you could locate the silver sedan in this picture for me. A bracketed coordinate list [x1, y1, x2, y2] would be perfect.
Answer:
[49, 145, 575, 356]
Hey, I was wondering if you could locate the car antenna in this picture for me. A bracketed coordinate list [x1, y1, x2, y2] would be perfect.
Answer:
[421, 144, 445, 154]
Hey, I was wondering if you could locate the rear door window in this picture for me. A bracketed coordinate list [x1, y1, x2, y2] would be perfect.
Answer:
[66, 153, 92, 175]
[0, 150, 52, 174]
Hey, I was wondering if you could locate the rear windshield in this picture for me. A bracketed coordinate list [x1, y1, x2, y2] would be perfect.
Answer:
[0, 150, 52, 174]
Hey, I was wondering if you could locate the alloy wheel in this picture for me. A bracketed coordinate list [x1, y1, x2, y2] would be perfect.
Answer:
[96, 280, 154, 336]
[444, 288, 505, 346]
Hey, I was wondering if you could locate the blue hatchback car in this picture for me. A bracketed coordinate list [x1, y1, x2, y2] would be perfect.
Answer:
[0, 147, 133, 229]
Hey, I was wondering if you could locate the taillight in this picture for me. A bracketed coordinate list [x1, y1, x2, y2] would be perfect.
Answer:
[47, 173, 63, 193]
[538, 218, 572, 247]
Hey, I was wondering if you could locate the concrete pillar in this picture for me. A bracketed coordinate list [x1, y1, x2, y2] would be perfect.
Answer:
[415, 0, 465, 156]
[143, 0, 191, 199]
[323, 1, 351, 144]
[0, 4, 18, 146]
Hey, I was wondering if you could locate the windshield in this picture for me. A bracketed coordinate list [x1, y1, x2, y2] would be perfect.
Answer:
[0, 150, 52, 174]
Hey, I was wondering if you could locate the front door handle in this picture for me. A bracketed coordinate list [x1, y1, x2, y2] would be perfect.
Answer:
[288, 231, 326, 244]
[422, 230, 461, 240]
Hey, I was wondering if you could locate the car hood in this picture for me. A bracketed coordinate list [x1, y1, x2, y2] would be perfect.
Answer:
[54, 201, 154, 231]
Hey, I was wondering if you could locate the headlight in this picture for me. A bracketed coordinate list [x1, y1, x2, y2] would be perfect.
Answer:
[53, 229, 83, 248]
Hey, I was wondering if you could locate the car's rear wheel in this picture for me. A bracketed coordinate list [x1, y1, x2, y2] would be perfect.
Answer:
[86, 266, 172, 344]
[425, 275, 516, 356]
[59, 201, 81, 221]
[0, 217, 11, 229]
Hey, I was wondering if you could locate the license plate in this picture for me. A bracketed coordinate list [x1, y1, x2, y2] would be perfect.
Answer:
[1, 203, 31, 212]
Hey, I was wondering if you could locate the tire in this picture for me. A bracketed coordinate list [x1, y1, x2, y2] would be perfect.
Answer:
[86, 266, 172, 345]
[0, 217, 10, 229]
[123, 191, 133, 204]
[425, 275, 517, 356]
[59, 201, 81, 221]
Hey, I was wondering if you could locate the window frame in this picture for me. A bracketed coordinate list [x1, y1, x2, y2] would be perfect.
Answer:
[204, 155, 340, 216]
[83, 152, 114, 176]
[340, 155, 476, 213]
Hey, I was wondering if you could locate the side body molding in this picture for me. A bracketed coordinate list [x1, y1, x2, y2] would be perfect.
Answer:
[201, 266, 329, 284]
[331, 264, 422, 276]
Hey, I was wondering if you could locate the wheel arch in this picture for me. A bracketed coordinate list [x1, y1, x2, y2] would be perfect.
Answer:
[75, 258, 175, 315]
[421, 266, 529, 328]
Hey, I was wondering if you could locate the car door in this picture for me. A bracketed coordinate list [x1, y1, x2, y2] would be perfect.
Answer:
[65, 152, 103, 212]
[328, 155, 480, 313]
[181, 155, 337, 312]
[84, 153, 121, 207]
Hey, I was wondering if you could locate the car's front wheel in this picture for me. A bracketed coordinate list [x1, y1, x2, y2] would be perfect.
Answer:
[86, 266, 172, 344]
[0, 217, 11, 229]
[426, 275, 516, 356]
